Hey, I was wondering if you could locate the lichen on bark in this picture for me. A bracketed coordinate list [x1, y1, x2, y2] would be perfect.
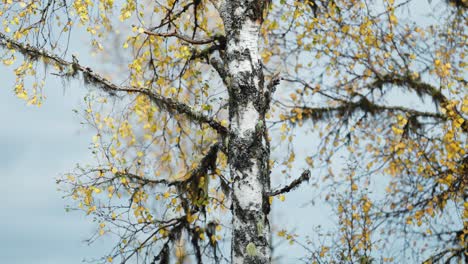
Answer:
[219, 0, 272, 263]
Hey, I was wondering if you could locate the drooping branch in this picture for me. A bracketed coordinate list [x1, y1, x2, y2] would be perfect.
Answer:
[268, 170, 311, 196]
[372, 74, 468, 132]
[117, 87, 228, 136]
[292, 97, 446, 123]
[372, 74, 447, 105]
[284, 72, 467, 129]
[114, 142, 222, 188]
[183, 142, 221, 183]
[0, 32, 227, 136]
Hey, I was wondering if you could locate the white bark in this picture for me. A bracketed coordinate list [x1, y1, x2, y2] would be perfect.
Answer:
[220, 1, 272, 263]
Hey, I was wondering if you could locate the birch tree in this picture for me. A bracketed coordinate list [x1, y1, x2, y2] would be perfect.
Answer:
[0, 0, 466, 263]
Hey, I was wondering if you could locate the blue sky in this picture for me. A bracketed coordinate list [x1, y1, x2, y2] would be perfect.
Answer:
[0, 74, 113, 263]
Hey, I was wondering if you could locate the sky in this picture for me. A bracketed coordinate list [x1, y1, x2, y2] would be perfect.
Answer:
[0, 73, 113, 264]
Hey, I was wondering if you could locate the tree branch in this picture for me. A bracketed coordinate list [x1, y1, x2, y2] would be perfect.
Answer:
[372, 74, 447, 105]
[170, 142, 221, 185]
[116, 142, 221, 187]
[283, 74, 467, 132]
[372, 74, 468, 132]
[142, 29, 225, 46]
[115, 171, 172, 187]
[295, 98, 446, 122]
[0, 32, 227, 136]
[117, 87, 228, 136]
[268, 170, 311, 196]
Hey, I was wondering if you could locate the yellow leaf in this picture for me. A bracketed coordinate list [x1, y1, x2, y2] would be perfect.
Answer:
[110, 146, 117, 157]
[3, 57, 15, 66]
[87, 205, 96, 215]
[279, 194, 285, 202]
[338, 204, 344, 213]
[319, 246, 329, 257]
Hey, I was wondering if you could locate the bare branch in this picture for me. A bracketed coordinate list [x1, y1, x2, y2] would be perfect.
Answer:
[268, 170, 311, 196]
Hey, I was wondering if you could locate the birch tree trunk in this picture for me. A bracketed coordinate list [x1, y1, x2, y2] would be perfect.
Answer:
[219, 1, 272, 263]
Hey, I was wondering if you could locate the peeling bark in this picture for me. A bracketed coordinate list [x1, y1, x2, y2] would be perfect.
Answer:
[219, 1, 272, 263]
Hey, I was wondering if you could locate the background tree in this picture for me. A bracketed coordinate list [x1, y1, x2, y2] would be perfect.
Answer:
[0, 0, 466, 263]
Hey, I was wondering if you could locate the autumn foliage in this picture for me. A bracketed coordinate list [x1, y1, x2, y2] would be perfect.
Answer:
[0, 0, 466, 263]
